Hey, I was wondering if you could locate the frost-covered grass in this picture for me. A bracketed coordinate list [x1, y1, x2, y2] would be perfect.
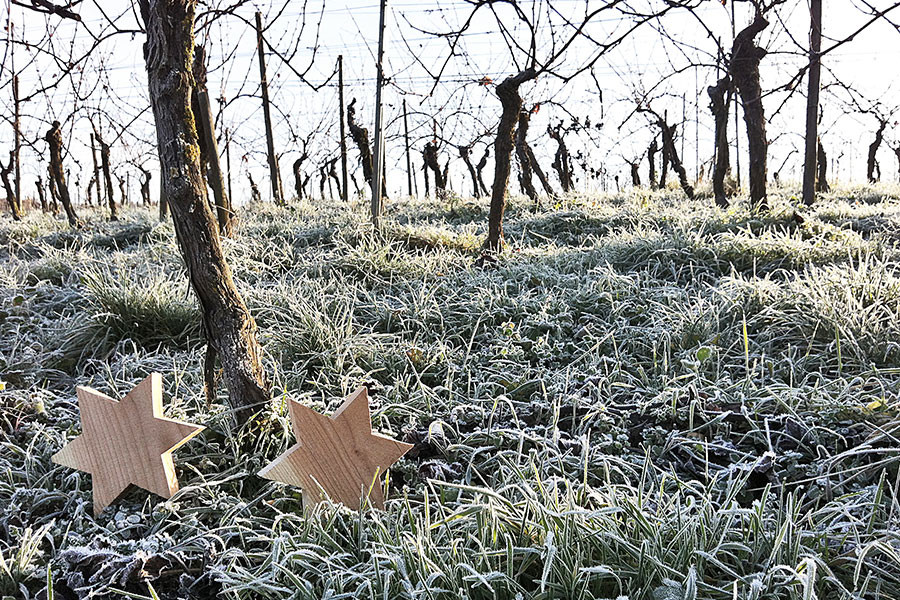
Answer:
[1, 186, 900, 599]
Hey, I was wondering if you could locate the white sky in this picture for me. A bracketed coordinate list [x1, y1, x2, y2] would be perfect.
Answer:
[2, 0, 900, 203]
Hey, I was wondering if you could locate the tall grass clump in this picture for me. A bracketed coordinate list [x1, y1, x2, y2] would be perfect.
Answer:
[52, 259, 201, 367]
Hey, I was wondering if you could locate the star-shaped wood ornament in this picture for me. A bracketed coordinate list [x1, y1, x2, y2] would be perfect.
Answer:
[52, 373, 204, 516]
[259, 386, 413, 510]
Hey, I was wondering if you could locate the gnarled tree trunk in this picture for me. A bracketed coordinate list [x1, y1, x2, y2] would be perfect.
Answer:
[548, 123, 573, 193]
[422, 156, 430, 198]
[629, 160, 641, 187]
[515, 110, 538, 202]
[94, 128, 118, 221]
[47, 166, 59, 214]
[86, 176, 95, 206]
[1, 152, 22, 220]
[45, 122, 79, 227]
[731, 14, 770, 209]
[486, 68, 537, 251]
[36, 177, 48, 212]
[816, 138, 829, 192]
[660, 120, 693, 198]
[293, 158, 305, 200]
[292, 145, 309, 200]
[476, 147, 490, 197]
[328, 157, 342, 199]
[423, 142, 447, 193]
[867, 119, 887, 183]
[140, 0, 269, 425]
[90, 132, 102, 207]
[641, 110, 694, 199]
[708, 75, 732, 207]
[319, 162, 328, 199]
[139, 167, 152, 205]
[347, 98, 386, 198]
[459, 145, 480, 198]
[659, 140, 669, 188]
[648, 138, 658, 190]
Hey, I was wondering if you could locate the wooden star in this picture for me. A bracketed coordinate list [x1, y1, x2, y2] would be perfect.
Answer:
[259, 386, 412, 510]
[52, 373, 204, 516]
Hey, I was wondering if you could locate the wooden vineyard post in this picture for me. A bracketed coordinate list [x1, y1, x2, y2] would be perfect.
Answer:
[13, 75, 21, 214]
[403, 98, 413, 197]
[802, 0, 823, 206]
[338, 55, 349, 202]
[371, 0, 388, 228]
[196, 88, 233, 236]
[255, 11, 284, 205]
[225, 127, 233, 203]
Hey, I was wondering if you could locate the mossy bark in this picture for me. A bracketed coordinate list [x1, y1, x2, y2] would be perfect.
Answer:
[140, 0, 269, 426]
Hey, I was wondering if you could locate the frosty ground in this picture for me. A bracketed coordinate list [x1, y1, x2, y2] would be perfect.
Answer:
[1, 186, 899, 599]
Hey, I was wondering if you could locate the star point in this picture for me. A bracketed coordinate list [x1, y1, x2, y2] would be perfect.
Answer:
[52, 373, 204, 516]
[259, 386, 412, 510]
